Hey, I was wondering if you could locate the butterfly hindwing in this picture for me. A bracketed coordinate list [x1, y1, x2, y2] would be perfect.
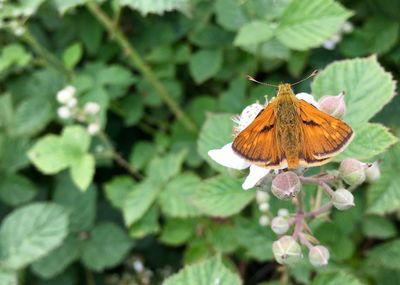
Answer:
[298, 99, 354, 166]
[232, 102, 287, 168]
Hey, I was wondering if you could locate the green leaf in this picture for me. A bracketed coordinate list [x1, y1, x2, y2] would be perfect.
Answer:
[31, 234, 80, 279]
[158, 173, 202, 218]
[81, 223, 133, 271]
[311, 56, 396, 128]
[69, 153, 95, 191]
[162, 256, 241, 285]
[117, 0, 190, 16]
[189, 49, 223, 84]
[0, 203, 69, 270]
[0, 174, 37, 206]
[0, 269, 17, 285]
[0, 44, 31, 73]
[276, 0, 352, 50]
[0, 136, 30, 173]
[193, 175, 255, 217]
[61, 125, 91, 159]
[362, 215, 397, 239]
[63, 42, 83, 69]
[367, 144, 400, 215]
[104, 176, 136, 209]
[311, 272, 364, 285]
[122, 179, 161, 226]
[54, 173, 97, 232]
[367, 239, 400, 270]
[206, 224, 239, 254]
[234, 21, 275, 46]
[28, 135, 69, 174]
[160, 218, 195, 246]
[198, 114, 234, 173]
[52, 0, 86, 14]
[129, 205, 160, 238]
[334, 123, 398, 161]
[215, 0, 247, 31]
[129, 141, 155, 171]
[146, 150, 187, 183]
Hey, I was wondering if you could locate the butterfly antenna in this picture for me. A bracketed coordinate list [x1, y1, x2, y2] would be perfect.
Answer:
[246, 75, 278, 87]
[291, 70, 319, 86]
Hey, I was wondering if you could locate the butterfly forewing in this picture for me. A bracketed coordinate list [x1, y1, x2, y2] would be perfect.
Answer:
[232, 101, 287, 168]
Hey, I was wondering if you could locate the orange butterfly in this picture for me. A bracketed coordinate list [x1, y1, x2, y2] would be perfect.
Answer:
[232, 76, 354, 170]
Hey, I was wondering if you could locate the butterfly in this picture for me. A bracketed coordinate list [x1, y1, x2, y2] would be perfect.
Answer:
[232, 76, 354, 170]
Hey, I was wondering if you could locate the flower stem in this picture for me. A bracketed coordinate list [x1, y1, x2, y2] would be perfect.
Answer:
[306, 202, 332, 219]
[86, 2, 197, 132]
[299, 233, 313, 250]
[293, 192, 304, 239]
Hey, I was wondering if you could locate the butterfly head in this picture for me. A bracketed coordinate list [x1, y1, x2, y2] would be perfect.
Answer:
[277, 83, 295, 97]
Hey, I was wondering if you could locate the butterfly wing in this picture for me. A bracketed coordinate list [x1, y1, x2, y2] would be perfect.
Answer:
[298, 99, 354, 167]
[232, 102, 287, 169]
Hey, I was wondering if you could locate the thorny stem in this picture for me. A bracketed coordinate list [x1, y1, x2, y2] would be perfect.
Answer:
[97, 131, 143, 180]
[86, 1, 197, 132]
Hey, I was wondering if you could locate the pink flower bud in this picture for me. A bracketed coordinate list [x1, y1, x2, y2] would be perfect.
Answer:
[272, 235, 302, 265]
[271, 171, 301, 200]
[308, 245, 330, 267]
[332, 188, 354, 210]
[339, 158, 368, 186]
[365, 162, 380, 183]
[271, 216, 290, 235]
[318, 91, 346, 118]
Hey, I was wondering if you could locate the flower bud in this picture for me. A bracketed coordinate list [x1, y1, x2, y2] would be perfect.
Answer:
[365, 162, 380, 183]
[271, 171, 301, 200]
[258, 202, 270, 212]
[259, 215, 270, 226]
[318, 91, 346, 118]
[339, 158, 368, 186]
[332, 188, 354, 210]
[87, 123, 100, 135]
[308, 245, 330, 267]
[272, 235, 302, 265]
[271, 216, 290, 235]
[57, 86, 76, 104]
[57, 106, 71, 119]
[256, 190, 269, 203]
[278, 208, 289, 217]
[84, 102, 101, 115]
[66, 97, 78, 108]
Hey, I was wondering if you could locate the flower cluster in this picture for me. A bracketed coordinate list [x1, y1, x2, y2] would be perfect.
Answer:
[56, 85, 101, 135]
[208, 90, 378, 267]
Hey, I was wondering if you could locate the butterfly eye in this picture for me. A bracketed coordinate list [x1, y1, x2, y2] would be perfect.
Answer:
[275, 89, 279, 96]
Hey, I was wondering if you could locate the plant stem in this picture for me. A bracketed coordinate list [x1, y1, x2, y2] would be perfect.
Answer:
[97, 131, 143, 180]
[306, 202, 333, 219]
[22, 29, 73, 79]
[299, 233, 313, 250]
[293, 192, 304, 239]
[86, 2, 197, 132]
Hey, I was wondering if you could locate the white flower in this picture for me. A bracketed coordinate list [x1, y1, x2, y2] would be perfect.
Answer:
[133, 260, 144, 272]
[84, 102, 101, 115]
[208, 93, 319, 190]
[57, 106, 71, 119]
[87, 123, 100, 135]
[66, 97, 78, 108]
[57, 86, 76, 104]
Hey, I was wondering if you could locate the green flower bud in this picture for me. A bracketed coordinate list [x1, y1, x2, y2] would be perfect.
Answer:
[308, 245, 330, 267]
[318, 92, 346, 118]
[332, 188, 354, 210]
[271, 216, 290, 235]
[339, 158, 368, 186]
[272, 235, 302, 265]
[256, 190, 270, 203]
[365, 162, 380, 183]
[259, 215, 270, 226]
[271, 171, 301, 200]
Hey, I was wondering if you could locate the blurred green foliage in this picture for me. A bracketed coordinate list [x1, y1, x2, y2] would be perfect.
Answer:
[0, 0, 399, 284]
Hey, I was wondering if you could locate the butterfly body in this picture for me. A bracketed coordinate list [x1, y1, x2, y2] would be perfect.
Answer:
[232, 83, 354, 170]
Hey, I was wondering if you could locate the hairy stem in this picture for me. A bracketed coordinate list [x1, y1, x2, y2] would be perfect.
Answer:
[86, 2, 197, 132]
[306, 202, 333, 219]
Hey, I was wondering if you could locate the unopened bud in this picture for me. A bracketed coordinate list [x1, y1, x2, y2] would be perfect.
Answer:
[259, 202, 270, 212]
[278, 208, 289, 217]
[272, 235, 302, 265]
[57, 86, 76, 104]
[271, 171, 301, 200]
[339, 158, 368, 186]
[256, 190, 269, 203]
[66, 97, 78, 108]
[318, 92, 346, 118]
[271, 216, 290, 235]
[259, 215, 270, 226]
[365, 162, 380, 183]
[57, 106, 71, 119]
[308, 245, 330, 267]
[84, 102, 101, 115]
[87, 123, 100, 135]
[332, 188, 354, 210]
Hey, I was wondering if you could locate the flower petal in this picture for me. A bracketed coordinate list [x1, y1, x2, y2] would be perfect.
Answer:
[296, 92, 319, 108]
[208, 143, 250, 170]
[242, 165, 270, 190]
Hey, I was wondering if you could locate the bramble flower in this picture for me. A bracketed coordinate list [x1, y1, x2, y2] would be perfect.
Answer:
[318, 91, 346, 118]
[57, 85, 76, 104]
[208, 92, 320, 190]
